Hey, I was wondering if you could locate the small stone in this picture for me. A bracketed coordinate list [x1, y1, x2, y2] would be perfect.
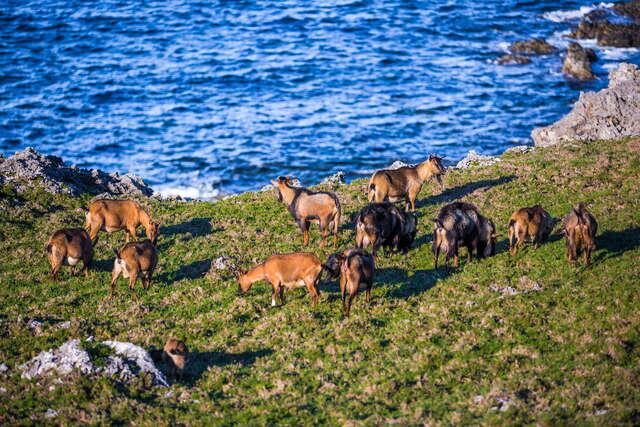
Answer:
[319, 171, 345, 185]
[45, 409, 58, 418]
[0, 363, 9, 372]
[58, 321, 72, 329]
[504, 145, 532, 154]
[496, 54, 531, 65]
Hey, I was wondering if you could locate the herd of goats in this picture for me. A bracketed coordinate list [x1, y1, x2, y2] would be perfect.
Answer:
[42, 154, 598, 378]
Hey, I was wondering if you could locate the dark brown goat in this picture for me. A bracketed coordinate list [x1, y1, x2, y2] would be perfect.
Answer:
[562, 203, 597, 266]
[508, 205, 559, 255]
[271, 176, 341, 247]
[368, 155, 446, 211]
[355, 202, 417, 258]
[325, 249, 375, 316]
[162, 338, 189, 380]
[110, 239, 158, 298]
[432, 202, 497, 268]
[45, 228, 93, 281]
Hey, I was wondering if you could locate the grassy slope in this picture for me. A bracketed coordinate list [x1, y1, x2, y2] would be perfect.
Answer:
[0, 138, 639, 425]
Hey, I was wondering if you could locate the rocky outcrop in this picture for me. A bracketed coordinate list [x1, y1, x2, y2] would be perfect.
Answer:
[319, 171, 345, 185]
[562, 42, 596, 80]
[0, 148, 153, 196]
[612, 0, 640, 22]
[496, 54, 531, 66]
[569, 20, 640, 47]
[455, 150, 500, 169]
[532, 63, 640, 147]
[19, 339, 168, 387]
[508, 38, 556, 54]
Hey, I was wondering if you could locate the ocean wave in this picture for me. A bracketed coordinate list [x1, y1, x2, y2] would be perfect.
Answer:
[155, 185, 223, 201]
[543, 3, 613, 23]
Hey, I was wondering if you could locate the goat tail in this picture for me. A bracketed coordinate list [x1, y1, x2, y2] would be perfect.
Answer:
[367, 183, 376, 202]
[83, 211, 92, 232]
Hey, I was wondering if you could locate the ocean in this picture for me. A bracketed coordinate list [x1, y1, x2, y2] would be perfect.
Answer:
[1, 0, 638, 198]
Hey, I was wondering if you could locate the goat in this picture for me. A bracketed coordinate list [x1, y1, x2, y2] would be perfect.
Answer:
[432, 202, 497, 268]
[110, 239, 157, 298]
[45, 228, 93, 281]
[271, 176, 341, 247]
[325, 249, 375, 316]
[84, 199, 160, 245]
[162, 338, 189, 380]
[238, 252, 323, 307]
[368, 155, 446, 211]
[508, 205, 559, 255]
[562, 203, 597, 266]
[355, 202, 416, 258]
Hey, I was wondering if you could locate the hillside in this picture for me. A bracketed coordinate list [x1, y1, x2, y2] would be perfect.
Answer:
[0, 137, 639, 424]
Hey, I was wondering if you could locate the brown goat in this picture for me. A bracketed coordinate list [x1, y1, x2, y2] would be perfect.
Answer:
[84, 199, 160, 245]
[368, 155, 446, 211]
[271, 176, 341, 247]
[325, 249, 375, 316]
[238, 252, 323, 307]
[508, 205, 559, 255]
[110, 239, 158, 298]
[562, 203, 597, 266]
[162, 338, 189, 380]
[45, 228, 93, 281]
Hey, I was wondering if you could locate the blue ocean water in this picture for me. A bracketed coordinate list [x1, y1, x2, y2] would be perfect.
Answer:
[1, 1, 638, 197]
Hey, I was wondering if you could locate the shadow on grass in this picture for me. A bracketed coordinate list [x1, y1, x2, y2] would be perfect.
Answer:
[182, 349, 274, 385]
[158, 259, 212, 285]
[594, 227, 640, 263]
[416, 175, 516, 209]
[376, 267, 445, 299]
[162, 217, 218, 238]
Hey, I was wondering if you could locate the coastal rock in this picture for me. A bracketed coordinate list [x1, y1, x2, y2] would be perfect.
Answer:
[569, 20, 640, 47]
[0, 148, 153, 197]
[509, 38, 556, 54]
[562, 42, 595, 80]
[19, 339, 168, 387]
[456, 151, 500, 169]
[386, 160, 411, 170]
[504, 145, 532, 154]
[612, 0, 640, 22]
[319, 171, 345, 185]
[532, 63, 640, 147]
[496, 54, 531, 65]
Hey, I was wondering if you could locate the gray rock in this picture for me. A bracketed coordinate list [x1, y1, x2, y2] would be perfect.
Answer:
[496, 54, 532, 66]
[57, 321, 72, 329]
[532, 63, 640, 147]
[0, 147, 153, 197]
[562, 42, 595, 80]
[386, 160, 411, 170]
[455, 150, 500, 169]
[319, 171, 345, 185]
[0, 363, 9, 372]
[101, 340, 168, 387]
[20, 339, 94, 380]
[509, 38, 556, 54]
[504, 145, 532, 154]
[45, 409, 58, 418]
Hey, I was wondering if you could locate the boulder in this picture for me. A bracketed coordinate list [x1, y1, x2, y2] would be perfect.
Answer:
[319, 171, 345, 185]
[496, 54, 532, 65]
[562, 42, 596, 80]
[0, 148, 153, 197]
[612, 0, 640, 22]
[509, 38, 556, 54]
[455, 150, 500, 169]
[532, 63, 640, 147]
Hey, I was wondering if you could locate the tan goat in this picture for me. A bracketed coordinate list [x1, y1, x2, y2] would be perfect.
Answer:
[162, 338, 189, 380]
[238, 252, 323, 307]
[562, 203, 598, 266]
[368, 155, 445, 211]
[45, 228, 93, 281]
[84, 199, 160, 245]
[508, 205, 559, 255]
[110, 239, 158, 298]
[271, 176, 341, 247]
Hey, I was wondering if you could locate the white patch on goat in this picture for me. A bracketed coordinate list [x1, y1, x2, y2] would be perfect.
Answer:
[66, 257, 81, 266]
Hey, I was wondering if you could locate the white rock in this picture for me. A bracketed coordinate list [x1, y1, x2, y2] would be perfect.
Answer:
[101, 341, 168, 387]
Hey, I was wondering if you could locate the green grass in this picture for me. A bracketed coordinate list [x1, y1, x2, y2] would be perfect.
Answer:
[1, 138, 639, 424]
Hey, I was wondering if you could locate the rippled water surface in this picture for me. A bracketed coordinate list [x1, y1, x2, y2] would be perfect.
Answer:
[1, 0, 639, 196]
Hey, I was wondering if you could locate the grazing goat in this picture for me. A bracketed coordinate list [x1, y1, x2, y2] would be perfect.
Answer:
[271, 176, 341, 247]
[45, 228, 93, 281]
[238, 252, 323, 307]
[562, 203, 597, 266]
[84, 199, 160, 245]
[355, 203, 417, 258]
[110, 239, 157, 298]
[432, 202, 497, 268]
[508, 205, 559, 255]
[368, 155, 446, 211]
[325, 249, 375, 316]
[162, 338, 189, 380]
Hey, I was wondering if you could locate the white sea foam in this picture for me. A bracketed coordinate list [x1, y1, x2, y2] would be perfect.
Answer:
[155, 185, 223, 201]
[600, 47, 640, 60]
[543, 3, 613, 23]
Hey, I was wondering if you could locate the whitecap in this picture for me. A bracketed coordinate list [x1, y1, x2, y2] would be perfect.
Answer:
[543, 3, 613, 23]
